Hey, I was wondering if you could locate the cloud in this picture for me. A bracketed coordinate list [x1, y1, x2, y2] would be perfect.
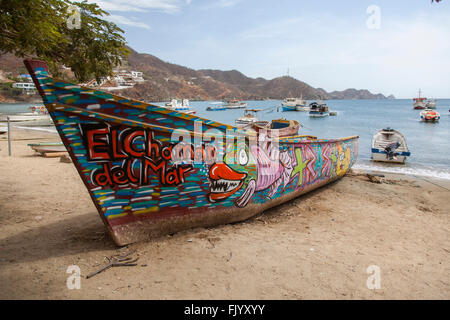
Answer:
[237, 11, 450, 97]
[88, 0, 183, 30]
[105, 14, 151, 29]
[88, 0, 182, 14]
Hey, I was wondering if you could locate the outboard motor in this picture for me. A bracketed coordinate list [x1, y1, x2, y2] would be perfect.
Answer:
[384, 142, 400, 160]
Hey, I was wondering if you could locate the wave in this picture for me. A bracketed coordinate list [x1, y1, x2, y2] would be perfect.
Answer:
[353, 161, 450, 181]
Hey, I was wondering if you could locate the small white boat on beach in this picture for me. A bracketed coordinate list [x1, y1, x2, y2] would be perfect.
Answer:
[224, 99, 247, 109]
[28, 142, 67, 154]
[371, 128, 411, 164]
[0, 126, 7, 134]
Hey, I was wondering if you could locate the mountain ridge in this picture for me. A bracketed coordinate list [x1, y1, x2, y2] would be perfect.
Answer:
[0, 47, 395, 102]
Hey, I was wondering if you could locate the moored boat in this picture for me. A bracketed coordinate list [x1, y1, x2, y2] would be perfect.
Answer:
[235, 109, 261, 126]
[207, 105, 226, 111]
[281, 97, 308, 112]
[371, 128, 410, 163]
[224, 99, 247, 109]
[413, 89, 426, 109]
[165, 99, 196, 114]
[420, 108, 440, 122]
[425, 99, 437, 109]
[24, 59, 359, 246]
[309, 102, 329, 117]
[251, 119, 300, 137]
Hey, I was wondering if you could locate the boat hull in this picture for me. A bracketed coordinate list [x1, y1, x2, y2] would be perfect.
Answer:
[371, 151, 409, 163]
[282, 105, 297, 112]
[309, 112, 329, 117]
[25, 59, 359, 245]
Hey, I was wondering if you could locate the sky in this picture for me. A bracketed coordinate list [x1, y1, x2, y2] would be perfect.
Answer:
[87, 0, 450, 98]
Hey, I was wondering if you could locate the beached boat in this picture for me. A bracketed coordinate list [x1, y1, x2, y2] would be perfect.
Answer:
[413, 89, 426, 110]
[371, 128, 410, 163]
[309, 102, 329, 117]
[235, 109, 261, 126]
[0, 113, 51, 122]
[25, 59, 359, 246]
[0, 126, 7, 134]
[224, 99, 247, 109]
[420, 108, 440, 122]
[425, 99, 437, 109]
[0, 105, 51, 122]
[251, 119, 300, 137]
[281, 97, 308, 112]
[29, 142, 67, 154]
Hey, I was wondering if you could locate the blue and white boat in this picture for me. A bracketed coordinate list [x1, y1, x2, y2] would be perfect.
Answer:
[371, 128, 411, 163]
[281, 97, 308, 112]
[207, 102, 226, 111]
[165, 99, 196, 114]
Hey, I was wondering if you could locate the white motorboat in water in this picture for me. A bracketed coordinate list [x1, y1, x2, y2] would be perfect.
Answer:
[235, 109, 262, 126]
[371, 128, 411, 163]
[425, 99, 437, 109]
[224, 99, 247, 109]
[165, 99, 196, 114]
[281, 96, 308, 111]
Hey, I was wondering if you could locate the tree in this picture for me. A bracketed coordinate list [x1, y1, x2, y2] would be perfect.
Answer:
[0, 0, 129, 82]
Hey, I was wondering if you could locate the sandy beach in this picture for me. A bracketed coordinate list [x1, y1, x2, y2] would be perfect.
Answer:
[0, 127, 448, 300]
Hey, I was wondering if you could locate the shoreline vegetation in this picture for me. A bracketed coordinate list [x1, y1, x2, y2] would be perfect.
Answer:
[0, 127, 448, 299]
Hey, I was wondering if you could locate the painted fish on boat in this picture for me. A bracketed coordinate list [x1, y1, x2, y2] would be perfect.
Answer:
[25, 59, 359, 245]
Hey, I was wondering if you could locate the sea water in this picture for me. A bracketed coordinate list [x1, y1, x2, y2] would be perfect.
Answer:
[1, 99, 449, 179]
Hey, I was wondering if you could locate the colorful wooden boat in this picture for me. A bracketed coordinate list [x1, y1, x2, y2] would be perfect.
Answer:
[25, 59, 359, 246]
[252, 119, 300, 137]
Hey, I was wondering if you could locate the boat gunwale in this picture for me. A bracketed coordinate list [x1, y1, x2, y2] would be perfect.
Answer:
[48, 102, 359, 145]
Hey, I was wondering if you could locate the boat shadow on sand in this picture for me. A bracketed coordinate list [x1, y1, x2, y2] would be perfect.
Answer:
[0, 181, 336, 266]
[0, 211, 115, 266]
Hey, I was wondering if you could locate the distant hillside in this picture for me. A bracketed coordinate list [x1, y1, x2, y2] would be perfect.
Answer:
[0, 48, 394, 102]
